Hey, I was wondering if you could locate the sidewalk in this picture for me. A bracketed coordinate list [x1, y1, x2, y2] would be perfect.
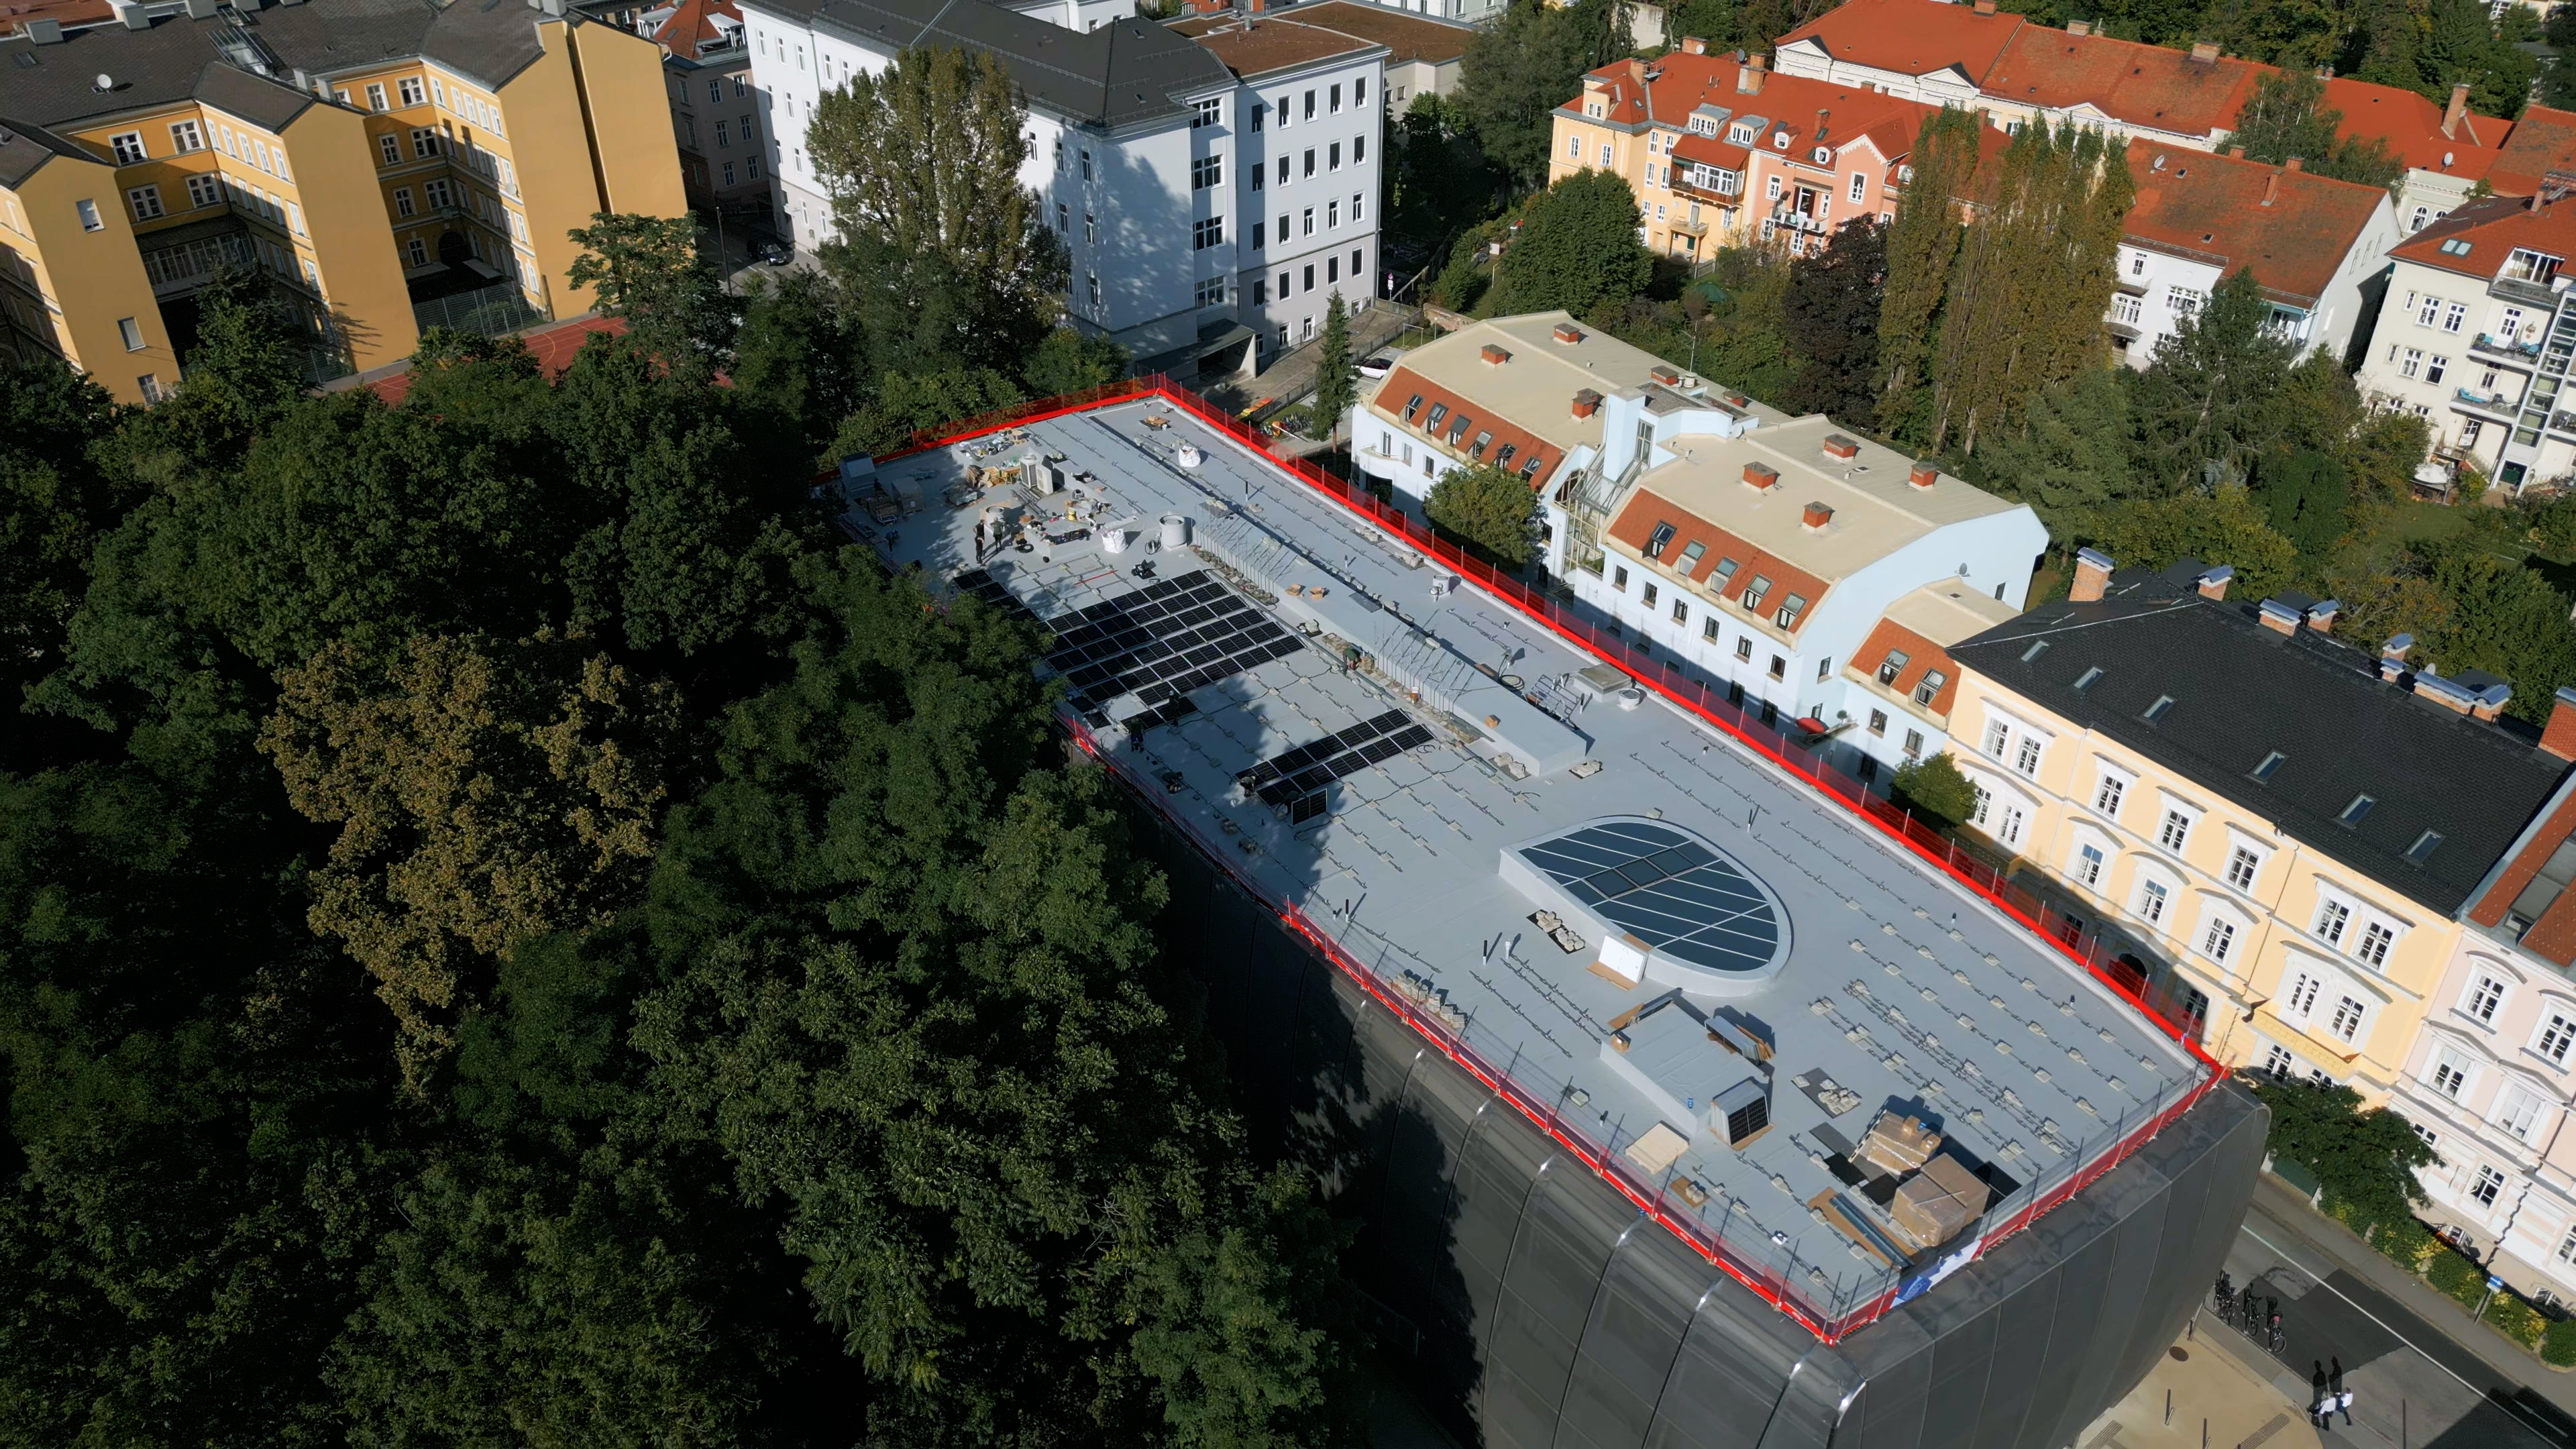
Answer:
[2078, 1316, 2323, 1449]
[2227, 1172, 2575, 1445]
[1197, 299, 1417, 418]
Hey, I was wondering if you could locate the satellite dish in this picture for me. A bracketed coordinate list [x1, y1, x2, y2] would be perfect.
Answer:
[93, 73, 113, 92]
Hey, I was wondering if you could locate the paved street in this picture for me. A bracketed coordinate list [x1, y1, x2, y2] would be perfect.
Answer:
[2210, 1174, 2576, 1449]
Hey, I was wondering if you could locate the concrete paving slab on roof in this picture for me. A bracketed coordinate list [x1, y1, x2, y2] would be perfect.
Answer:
[863, 394, 2206, 1334]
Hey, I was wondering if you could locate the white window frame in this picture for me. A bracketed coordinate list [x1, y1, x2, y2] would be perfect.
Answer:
[2091, 765, 2132, 820]
[2464, 971, 2510, 1026]
[2497, 1085, 2548, 1144]
[2536, 1009, 2576, 1066]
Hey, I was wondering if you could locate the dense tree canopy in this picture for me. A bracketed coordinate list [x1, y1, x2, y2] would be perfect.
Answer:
[1494, 168, 1652, 319]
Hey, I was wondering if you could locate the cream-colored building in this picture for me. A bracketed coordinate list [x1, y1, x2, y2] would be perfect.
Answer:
[0, 0, 682, 400]
[1943, 551, 2576, 1108]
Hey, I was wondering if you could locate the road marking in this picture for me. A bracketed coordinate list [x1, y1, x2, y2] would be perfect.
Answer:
[2242, 1223, 2569, 1444]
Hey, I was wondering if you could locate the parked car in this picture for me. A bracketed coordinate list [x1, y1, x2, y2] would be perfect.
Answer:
[1358, 353, 1396, 379]
[757, 241, 794, 266]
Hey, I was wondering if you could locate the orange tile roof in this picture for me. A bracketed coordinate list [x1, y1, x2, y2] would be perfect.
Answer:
[651, 0, 742, 56]
[2387, 195, 2576, 281]
[0, 0, 108, 37]
[1605, 489, 1833, 637]
[1775, 0, 2025, 80]
[2318, 77, 2498, 177]
[2491, 105, 2576, 197]
[2122, 140, 2387, 305]
[1375, 366, 1557, 488]
[366, 315, 631, 405]
[1981, 25, 2262, 139]
[1569, 51, 1938, 168]
[1845, 616, 1960, 719]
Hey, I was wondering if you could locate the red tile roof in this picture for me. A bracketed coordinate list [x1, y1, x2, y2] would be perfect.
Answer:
[2122, 140, 2388, 305]
[2491, 105, 2576, 197]
[1845, 616, 1960, 720]
[1570, 52, 1939, 170]
[1980, 25, 2263, 139]
[2318, 77, 2498, 177]
[364, 315, 631, 406]
[1605, 489, 1834, 636]
[1375, 366, 1556, 487]
[651, 0, 743, 56]
[0, 0, 109, 37]
[1775, 0, 2025, 81]
[2387, 195, 2576, 282]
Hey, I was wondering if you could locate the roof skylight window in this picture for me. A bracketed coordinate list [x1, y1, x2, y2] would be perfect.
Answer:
[2021, 640, 2050, 663]
[2405, 830, 2443, 864]
[2143, 694, 2174, 722]
[2339, 794, 2376, 826]
[2251, 751, 2285, 782]
[2073, 667, 2103, 692]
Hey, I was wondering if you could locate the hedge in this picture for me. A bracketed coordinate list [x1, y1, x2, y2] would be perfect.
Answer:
[2426, 1247, 2485, 1306]
[2487, 1291, 2546, 1350]
[2546, 1318, 2576, 1368]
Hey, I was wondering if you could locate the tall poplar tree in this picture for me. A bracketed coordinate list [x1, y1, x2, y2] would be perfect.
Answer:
[1875, 108, 1982, 438]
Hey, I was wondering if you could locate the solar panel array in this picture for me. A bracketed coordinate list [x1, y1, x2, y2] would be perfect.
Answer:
[1519, 821, 1783, 975]
[1038, 570, 1299, 710]
[953, 568, 1044, 629]
[1238, 710, 1438, 809]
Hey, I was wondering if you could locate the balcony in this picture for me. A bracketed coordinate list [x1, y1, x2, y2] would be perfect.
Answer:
[1668, 213, 1709, 235]
[1767, 207, 1828, 235]
[2456, 387, 2519, 414]
[2471, 332, 2544, 364]
[2490, 274, 2562, 307]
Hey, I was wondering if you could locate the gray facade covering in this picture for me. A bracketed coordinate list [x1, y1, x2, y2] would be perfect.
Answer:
[1154, 838, 2267, 1449]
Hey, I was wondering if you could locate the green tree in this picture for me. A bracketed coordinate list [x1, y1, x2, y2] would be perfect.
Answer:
[0, 357, 130, 771]
[2222, 70, 2406, 189]
[729, 267, 867, 463]
[629, 556, 1363, 1444]
[1457, 0, 1595, 187]
[1876, 108, 1984, 437]
[2096, 485, 2302, 598]
[566, 212, 737, 376]
[2256, 449, 2353, 559]
[1495, 169, 1652, 318]
[1311, 294, 1359, 444]
[258, 631, 682, 1080]
[1022, 325, 1130, 397]
[1427, 460, 1542, 568]
[1781, 216, 1886, 421]
[2129, 269, 2298, 492]
[1970, 365, 2144, 541]
[1387, 94, 1506, 270]
[808, 46, 1064, 373]
[2248, 1075, 2436, 1226]
[827, 366, 1029, 460]
[2417, 545, 2576, 723]
[1891, 751, 1978, 829]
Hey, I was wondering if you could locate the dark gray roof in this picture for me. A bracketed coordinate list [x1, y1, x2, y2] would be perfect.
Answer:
[193, 57, 317, 127]
[755, 0, 1231, 127]
[0, 0, 557, 132]
[1949, 561, 2572, 916]
[0, 117, 101, 187]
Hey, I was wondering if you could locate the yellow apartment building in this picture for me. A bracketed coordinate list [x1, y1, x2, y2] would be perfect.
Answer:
[1939, 550, 2576, 1106]
[0, 0, 682, 402]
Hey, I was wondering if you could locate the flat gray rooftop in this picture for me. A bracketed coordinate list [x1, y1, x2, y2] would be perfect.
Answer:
[855, 396, 2207, 1338]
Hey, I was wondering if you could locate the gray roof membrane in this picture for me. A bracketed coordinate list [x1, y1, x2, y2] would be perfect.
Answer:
[755, 0, 1232, 126]
[857, 397, 2210, 1336]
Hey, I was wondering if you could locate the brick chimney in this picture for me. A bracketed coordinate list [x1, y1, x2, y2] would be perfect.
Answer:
[1572, 388, 1603, 418]
[1552, 322, 1583, 343]
[1743, 462, 1780, 491]
[2256, 598, 2301, 635]
[2190, 40, 2219, 63]
[1681, 35, 1707, 54]
[1738, 54, 1766, 95]
[1481, 343, 1511, 365]
[1821, 433, 1860, 461]
[2544, 687, 2576, 761]
[1908, 460, 1939, 490]
[2262, 170, 2281, 206]
[1650, 364, 1682, 384]
[2285, 156, 2304, 172]
[2067, 17, 2091, 35]
[2228, 145, 2246, 158]
[2379, 632, 2412, 683]
[1973, 0, 1995, 13]
[1803, 501, 1834, 531]
[2474, 683, 2513, 722]
[2196, 564, 2233, 600]
[2444, 83, 2471, 140]
[2305, 598, 2339, 633]
[2070, 547, 2113, 603]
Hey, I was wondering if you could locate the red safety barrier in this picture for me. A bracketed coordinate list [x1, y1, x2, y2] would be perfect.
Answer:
[896, 374, 2233, 1342]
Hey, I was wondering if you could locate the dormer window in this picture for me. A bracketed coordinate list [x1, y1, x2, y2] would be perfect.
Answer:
[1676, 540, 1705, 572]
[1519, 453, 1544, 478]
[1877, 650, 1909, 685]
[1772, 130, 1791, 150]
[1446, 414, 1473, 445]
[1470, 430, 1493, 460]
[1729, 122, 1755, 144]
[1645, 521, 1676, 559]
[1913, 670, 1946, 706]
[2506, 248, 2562, 284]
[1401, 393, 1424, 423]
[1494, 443, 1518, 468]
[1774, 592, 1807, 629]
[1713, 557, 1740, 588]
[1423, 402, 1447, 431]
[1741, 574, 1772, 612]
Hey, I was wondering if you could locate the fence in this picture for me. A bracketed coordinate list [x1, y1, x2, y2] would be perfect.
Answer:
[883, 374, 2234, 1344]
[411, 278, 544, 339]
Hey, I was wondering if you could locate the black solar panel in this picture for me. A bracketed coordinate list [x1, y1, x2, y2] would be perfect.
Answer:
[1357, 738, 1402, 765]
[1517, 821, 1784, 976]
[1389, 725, 1436, 751]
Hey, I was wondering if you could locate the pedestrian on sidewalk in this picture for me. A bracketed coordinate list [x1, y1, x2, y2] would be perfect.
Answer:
[2310, 1364, 2334, 1433]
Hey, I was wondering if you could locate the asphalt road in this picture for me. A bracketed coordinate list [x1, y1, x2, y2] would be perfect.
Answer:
[2214, 1178, 2576, 1449]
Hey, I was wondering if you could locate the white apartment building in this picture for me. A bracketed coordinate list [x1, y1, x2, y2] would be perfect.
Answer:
[739, 0, 1382, 368]
[2358, 196, 2576, 495]
[1348, 313, 2044, 782]
[2108, 143, 2401, 374]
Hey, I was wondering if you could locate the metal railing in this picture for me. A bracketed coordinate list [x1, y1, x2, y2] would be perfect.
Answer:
[411, 278, 544, 338]
[877, 374, 2233, 1344]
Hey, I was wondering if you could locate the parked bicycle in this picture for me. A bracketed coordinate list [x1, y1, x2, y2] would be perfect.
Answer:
[2267, 1306, 2286, 1355]
[2212, 1271, 2235, 1325]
